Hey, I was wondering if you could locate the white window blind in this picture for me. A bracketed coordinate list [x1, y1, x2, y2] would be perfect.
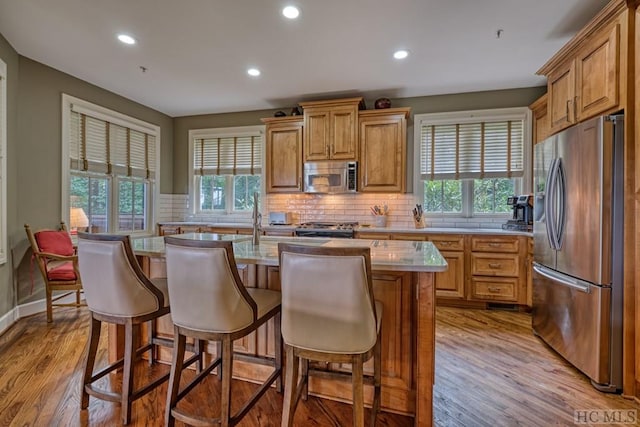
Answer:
[420, 119, 524, 180]
[69, 110, 156, 179]
[194, 135, 262, 175]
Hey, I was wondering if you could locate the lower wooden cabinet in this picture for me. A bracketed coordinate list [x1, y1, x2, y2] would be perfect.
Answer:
[355, 231, 531, 307]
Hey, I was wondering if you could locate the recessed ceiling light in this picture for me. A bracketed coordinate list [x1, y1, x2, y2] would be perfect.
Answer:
[393, 50, 409, 60]
[247, 68, 261, 77]
[282, 5, 300, 19]
[117, 34, 136, 45]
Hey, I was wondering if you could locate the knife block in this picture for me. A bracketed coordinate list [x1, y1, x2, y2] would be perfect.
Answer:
[413, 217, 425, 229]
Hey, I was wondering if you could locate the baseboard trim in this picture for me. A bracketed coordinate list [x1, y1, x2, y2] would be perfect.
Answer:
[0, 293, 84, 334]
[0, 307, 19, 336]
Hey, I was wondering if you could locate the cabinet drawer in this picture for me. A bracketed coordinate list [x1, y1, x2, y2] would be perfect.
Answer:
[471, 253, 519, 277]
[471, 237, 519, 253]
[159, 225, 180, 236]
[429, 235, 464, 251]
[471, 277, 518, 302]
[355, 231, 391, 240]
[392, 233, 427, 241]
[179, 225, 201, 233]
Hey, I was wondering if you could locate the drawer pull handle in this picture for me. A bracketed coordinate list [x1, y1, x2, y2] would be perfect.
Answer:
[488, 242, 502, 247]
[440, 241, 452, 246]
[488, 287, 501, 293]
[488, 263, 502, 269]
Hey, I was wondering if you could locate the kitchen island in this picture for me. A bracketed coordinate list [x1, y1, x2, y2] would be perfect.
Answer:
[126, 233, 447, 426]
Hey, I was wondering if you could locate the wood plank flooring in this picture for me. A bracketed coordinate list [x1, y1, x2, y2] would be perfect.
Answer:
[0, 306, 637, 426]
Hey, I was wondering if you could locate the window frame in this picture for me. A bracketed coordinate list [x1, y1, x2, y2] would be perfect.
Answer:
[413, 107, 532, 218]
[0, 59, 7, 264]
[61, 94, 160, 235]
[188, 126, 264, 217]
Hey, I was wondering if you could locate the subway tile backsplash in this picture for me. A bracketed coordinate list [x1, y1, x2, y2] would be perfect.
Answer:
[158, 193, 509, 229]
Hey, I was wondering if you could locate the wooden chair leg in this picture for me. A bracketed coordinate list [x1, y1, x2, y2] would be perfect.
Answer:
[352, 355, 364, 427]
[46, 288, 53, 323]
[148, 319, 155, 366]
[81, 316, 101, 409]
[220, 338, 233, 427]
[216, 341, 223, 380]
[76, 289, 81, 306]
[370, 335, 381, 427]
[281, 345, 299, 427]
[301, 358, 309, 401]
[121, 320, 137, 425]
[195, 339, 205, 374]
[166, 328, 187, 427]
[274, 311, 283, 393]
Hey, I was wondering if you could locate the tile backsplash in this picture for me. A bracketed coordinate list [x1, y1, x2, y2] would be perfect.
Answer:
[160, 193, 509, 229]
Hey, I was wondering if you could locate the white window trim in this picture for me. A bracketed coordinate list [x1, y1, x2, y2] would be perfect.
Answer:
[0, 59, 7, 264]
[413, 107, 532, 218]
[61, 94, 161, 235]
[188, 125, 265, 217]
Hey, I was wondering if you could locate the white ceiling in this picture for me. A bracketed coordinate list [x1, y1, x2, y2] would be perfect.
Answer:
[0, 0, 610, 117]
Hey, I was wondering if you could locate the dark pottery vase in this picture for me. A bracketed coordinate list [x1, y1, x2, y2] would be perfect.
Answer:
[374, 98, 391, 109]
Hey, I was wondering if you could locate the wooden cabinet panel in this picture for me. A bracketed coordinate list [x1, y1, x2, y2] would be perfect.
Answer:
[300, 98, 361, 162]
[179, 225, 201, 234]
[355, 231, 391, 240]
[548, 59, 576, 134]
[358, 108, 409, 193]
[158, 225, 180, 236]
[471, 277, 518, 302]
[429, 234, 465, 251]
[435, 251, 465, 299]
[542, 18, 621, 136]
[263, 229, 294, 237]
[263, 117, 303, 193]
[471, 236, 519, 253]
[392, 233, 427, 241]
[530, 93, 550, 144]
[575, 23, 619, 121]
[471, 253, 520, 277]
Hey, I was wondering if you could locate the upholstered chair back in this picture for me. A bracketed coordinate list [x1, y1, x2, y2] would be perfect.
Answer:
[78, 234, 164, 318]
[278, 244, 377, 354]
[164, 238, 255, 333]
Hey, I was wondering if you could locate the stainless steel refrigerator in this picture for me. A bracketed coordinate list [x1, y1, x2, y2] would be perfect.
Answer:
[532, 113, 623, 392]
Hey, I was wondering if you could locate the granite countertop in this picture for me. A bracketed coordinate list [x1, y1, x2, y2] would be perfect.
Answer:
[132, 233, 448, 273]
[157, 221, 532, 237]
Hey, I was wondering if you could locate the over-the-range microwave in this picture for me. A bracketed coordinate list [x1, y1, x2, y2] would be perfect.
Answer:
[303, 161, 357, 193]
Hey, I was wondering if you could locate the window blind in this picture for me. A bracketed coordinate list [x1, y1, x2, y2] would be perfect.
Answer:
[420, 119, 524, 180]
[193, 135, 262, 175]
[69, 110, 156, 179]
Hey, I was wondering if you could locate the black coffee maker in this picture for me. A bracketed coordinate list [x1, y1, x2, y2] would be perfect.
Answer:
[502, 195, 533, 231]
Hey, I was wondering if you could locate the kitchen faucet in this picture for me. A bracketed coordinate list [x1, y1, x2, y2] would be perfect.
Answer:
[252, 192, 261, 246]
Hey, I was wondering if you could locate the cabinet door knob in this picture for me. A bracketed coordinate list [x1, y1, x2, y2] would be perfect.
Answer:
[488, 286, 501, 293]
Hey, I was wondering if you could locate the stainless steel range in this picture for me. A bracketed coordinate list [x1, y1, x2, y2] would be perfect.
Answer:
[294, 221, 358, 238]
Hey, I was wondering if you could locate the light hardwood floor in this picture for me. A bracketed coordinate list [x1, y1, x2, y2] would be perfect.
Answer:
[0, 306, 637, 426]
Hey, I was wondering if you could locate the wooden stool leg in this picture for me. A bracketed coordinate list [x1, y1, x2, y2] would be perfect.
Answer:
[216, 341, 223, 380]
[370, 335, 381, 427]
[121, 320, 137, 425]
[148, 319, 155, 366]
[76, 289, 81, 306]
[281, 345, 299, 427]
[81, 315, 101, 409]
[301, 358, 309, 400]
[166, 328, 187, 427]
[352, 355, 364, 427]
[274, 311, 283, 393]
[220, 338, 233, 427]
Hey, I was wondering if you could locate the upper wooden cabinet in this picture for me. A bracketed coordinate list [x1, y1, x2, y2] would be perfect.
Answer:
[538, 9, 623, 135]
[299, 98, 361, 161]
[358, 108, 410, 193]
[262, 116, 304, 193]
[529, 93, 549, 145]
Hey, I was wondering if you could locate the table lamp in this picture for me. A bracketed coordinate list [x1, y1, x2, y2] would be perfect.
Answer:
[70, 207, 89, 234]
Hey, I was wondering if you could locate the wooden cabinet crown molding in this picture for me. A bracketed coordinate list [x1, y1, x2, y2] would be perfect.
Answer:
[537, 0, 626, 76]
[298, 97, 366, 110]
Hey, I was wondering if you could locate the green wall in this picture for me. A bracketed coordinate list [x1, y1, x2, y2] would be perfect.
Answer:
[0, 33, 19, 318]
[172, 86, 546, 194]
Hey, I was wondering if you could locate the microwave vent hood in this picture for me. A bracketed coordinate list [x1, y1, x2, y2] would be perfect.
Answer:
[303, 161, 357, 194]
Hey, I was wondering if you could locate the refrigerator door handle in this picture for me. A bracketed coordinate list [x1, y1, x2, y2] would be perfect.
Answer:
[555, 158, 567, 249]
[545, 159, 559, 250]
[533, 263, 591, 293]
